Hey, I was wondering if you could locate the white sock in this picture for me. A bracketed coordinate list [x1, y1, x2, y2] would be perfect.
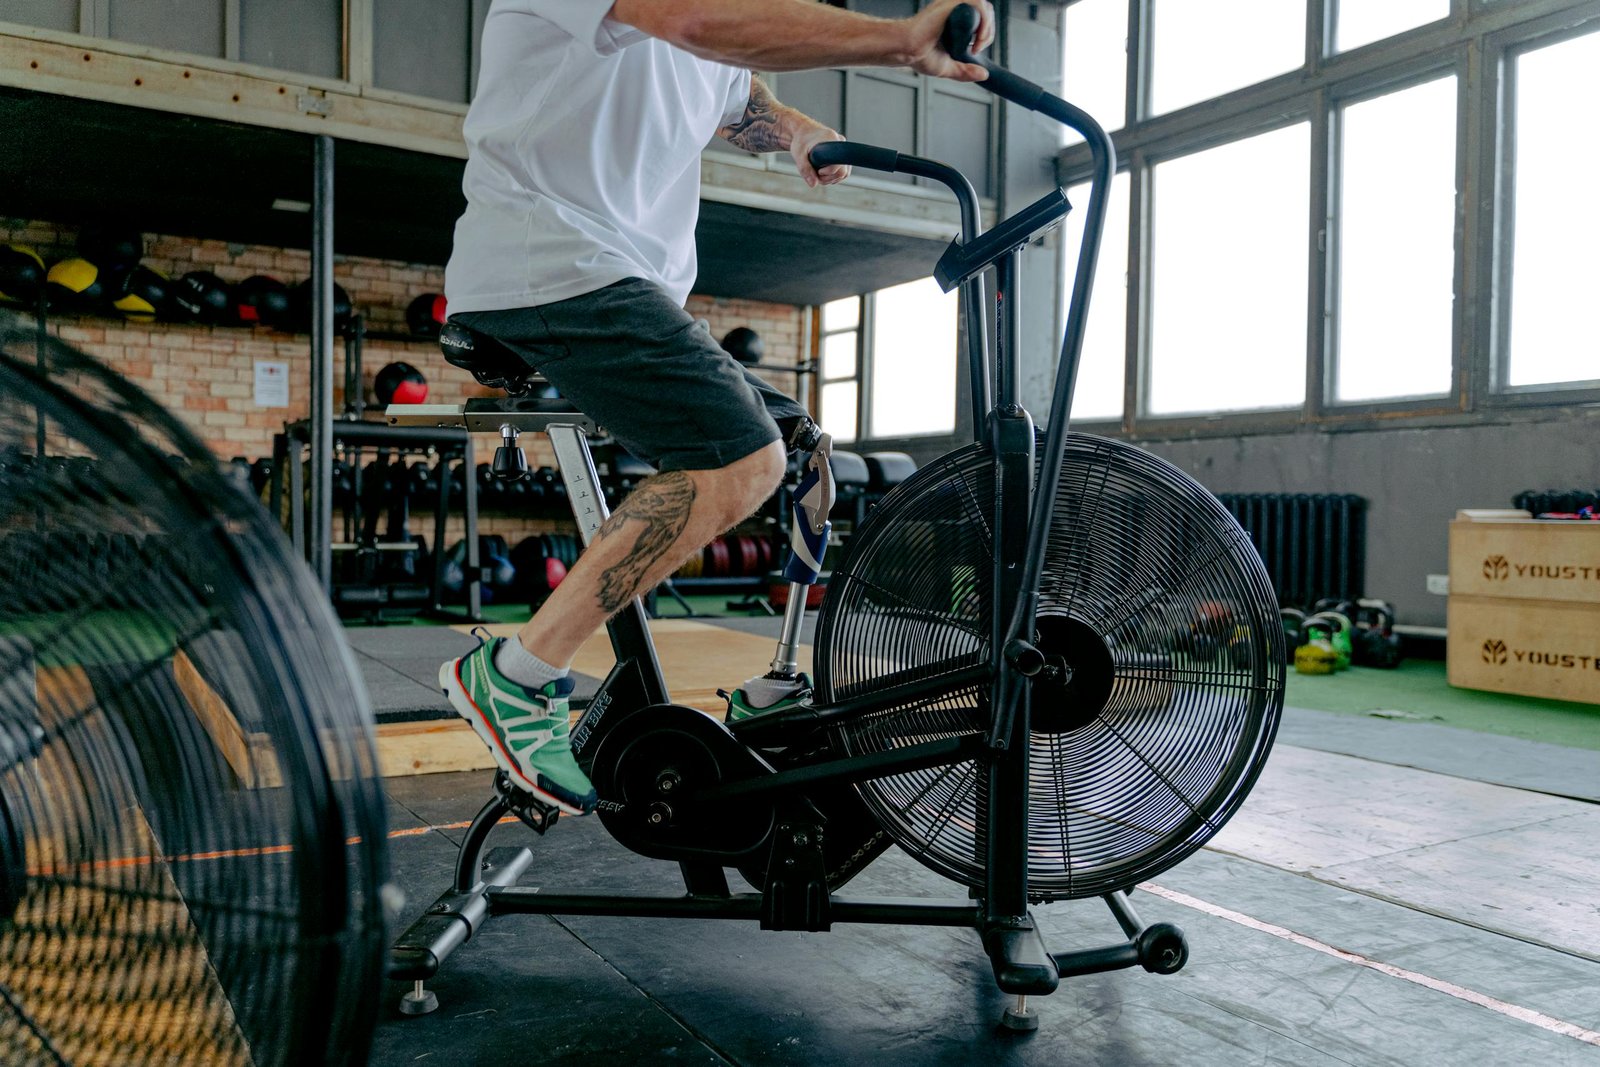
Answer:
[493, 638, 569, 692]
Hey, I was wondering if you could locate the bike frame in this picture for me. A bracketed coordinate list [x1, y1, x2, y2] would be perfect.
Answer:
[388, 8, 1169, 1005]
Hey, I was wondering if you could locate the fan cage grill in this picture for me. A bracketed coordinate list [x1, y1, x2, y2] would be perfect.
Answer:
[0, 318, 387, 1067]
[814, 434, 1284, 901]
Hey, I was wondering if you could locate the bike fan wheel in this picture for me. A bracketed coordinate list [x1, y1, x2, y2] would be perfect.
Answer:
[813, 434, 1284, 901]
[0, 316, 389, 1066]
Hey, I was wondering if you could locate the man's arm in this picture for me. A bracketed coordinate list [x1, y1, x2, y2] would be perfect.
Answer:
[609, 0, 995, 82]
[718, 76, 848, 187]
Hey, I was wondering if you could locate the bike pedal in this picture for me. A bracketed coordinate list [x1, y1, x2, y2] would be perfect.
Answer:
[492, 771, 561, 834]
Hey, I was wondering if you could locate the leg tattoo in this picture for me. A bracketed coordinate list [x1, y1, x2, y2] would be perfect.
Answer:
[592, 470, 697, 613]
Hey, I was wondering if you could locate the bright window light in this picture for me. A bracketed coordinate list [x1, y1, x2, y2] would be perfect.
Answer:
[821, 381, 858, 444]
[1335, 0, 1449, 53]
[1062, 0, 1128, 145]
[1335, 76, 1456, 403]
[1151, 0, 1304, 115]
[1508, 31, 1600, 388]
[869, 277, 958, 437]
[1062, 171, 1131, 421]
[1148, 124, 1310, 416]
[823, 296, 859, 332]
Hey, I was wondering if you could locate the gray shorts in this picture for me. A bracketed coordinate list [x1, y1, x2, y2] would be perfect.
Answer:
[455, 279, 808, 472]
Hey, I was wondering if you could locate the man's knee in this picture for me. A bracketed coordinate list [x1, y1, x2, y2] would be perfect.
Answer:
[694, 440, 786, 526]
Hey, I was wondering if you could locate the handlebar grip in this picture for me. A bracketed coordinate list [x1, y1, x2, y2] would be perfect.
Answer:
[939, 2, 1049, 110]
[809, 141, 902, 174]
[942, 3, 981, 64]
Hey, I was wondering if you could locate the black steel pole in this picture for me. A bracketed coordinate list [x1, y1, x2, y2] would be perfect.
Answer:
[311, 135, 336, 592]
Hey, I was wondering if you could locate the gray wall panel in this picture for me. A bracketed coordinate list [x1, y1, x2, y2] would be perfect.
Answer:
[107, 0, 225, 59]
[1138, 413, 1600, 627]
[374, 0, 471, 103]
[927, 89, 993, 197]
[240, 0, 342, 78]
[850, 0, 917, 20]
[7, 0, 79, 32]
[775, 70, 845, 136]
[847, 74, 917, 183]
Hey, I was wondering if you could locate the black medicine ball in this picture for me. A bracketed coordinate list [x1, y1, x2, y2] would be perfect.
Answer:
[407, 293, 448, 338]
[374, 361, 428, 406]
[235, 275, 292, 328]
[105, 264, 172, 322]
[720, 326, 764, 366]
[172, 270, 234, 324]
[0, 245, 46, 306]
[76, 227, 144, 272]
[286, 279, 354, 334]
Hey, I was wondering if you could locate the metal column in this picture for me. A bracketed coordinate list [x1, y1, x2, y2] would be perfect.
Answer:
[310, 135, 336, 591]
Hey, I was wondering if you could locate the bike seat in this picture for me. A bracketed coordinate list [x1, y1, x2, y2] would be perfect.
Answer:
[439, 320, 562, 401]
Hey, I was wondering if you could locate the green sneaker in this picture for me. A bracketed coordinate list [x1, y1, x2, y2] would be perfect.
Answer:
[440, 636, 597, 815]
[724, 673, 813, 723]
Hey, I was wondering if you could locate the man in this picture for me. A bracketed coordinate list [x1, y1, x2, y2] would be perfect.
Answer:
[440, 0, 996, 816]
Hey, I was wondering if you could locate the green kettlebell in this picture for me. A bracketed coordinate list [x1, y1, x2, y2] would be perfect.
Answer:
[1309, 611, 1353, 670]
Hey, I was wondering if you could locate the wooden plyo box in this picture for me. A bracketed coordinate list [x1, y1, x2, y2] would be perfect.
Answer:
[1447, 595, 1600, 704]
[1447, 512, 1600, 704]
[1448, 510, 1600, 604]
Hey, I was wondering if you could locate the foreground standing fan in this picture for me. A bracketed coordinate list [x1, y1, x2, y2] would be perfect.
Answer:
[814, 434, 1284, 900]
[0, 315, 389, 1065]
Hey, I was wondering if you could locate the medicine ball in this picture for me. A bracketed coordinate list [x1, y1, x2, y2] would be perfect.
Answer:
[172, 270, 234, 324]
[0, 245, 45, 306]
[720, 326, 764, 366]
[285, 279, 354, 334]
[76, 226, 143, 272]
[406, 293, 448, 338]
[46, 257, 105, 309]
[375, 362, 428, 406]
[234, 275, 292, 328]
[105, 264, 172, 322]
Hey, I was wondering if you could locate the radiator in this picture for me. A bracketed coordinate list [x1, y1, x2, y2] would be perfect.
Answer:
[1216, 493, 1366, 609]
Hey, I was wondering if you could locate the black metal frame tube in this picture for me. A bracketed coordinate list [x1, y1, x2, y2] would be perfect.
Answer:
[488, 888, 982, 928]
[310, 134, 336, 592]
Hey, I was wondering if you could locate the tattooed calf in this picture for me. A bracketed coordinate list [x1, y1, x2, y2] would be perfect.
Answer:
[593, 470, 697, 613]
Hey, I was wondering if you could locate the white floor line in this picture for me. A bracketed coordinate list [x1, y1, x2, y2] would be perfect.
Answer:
[1140, 882, 1600, 1048]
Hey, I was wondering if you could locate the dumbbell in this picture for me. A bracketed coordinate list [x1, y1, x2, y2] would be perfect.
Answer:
[478, 535, 517, 598]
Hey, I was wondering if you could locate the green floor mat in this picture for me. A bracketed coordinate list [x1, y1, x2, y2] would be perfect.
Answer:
[1284, 658, 1600, 751]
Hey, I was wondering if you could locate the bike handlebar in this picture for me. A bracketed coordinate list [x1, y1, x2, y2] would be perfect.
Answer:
[808, 141, 902, 174]
[941, 3, 1048, 112]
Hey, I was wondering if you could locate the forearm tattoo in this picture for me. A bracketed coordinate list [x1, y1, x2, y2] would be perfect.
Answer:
[593, 470, 697, 613]
[718, 76, 790, 154]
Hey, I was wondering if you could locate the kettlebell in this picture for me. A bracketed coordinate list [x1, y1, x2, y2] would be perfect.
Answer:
[1279, 608, 1308, 665]
[1308, 611, 1353, 670]
[1294, 618, 1338, 675]
[1353, 599, 1404, 669]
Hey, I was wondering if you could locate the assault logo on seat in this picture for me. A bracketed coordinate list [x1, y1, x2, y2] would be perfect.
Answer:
[1481, 639, 1507, 665]
[1482, 555, 1508, 581]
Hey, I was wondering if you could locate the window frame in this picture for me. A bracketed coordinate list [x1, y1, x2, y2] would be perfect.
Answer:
[1054, 0, 1600, 441]
[816, 297, 865, 444]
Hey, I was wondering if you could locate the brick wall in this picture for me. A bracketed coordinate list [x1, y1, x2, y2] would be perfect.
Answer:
[2, 219, 810, 467]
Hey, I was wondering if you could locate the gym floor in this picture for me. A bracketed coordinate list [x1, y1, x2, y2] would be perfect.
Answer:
[360, 613, 1600, 1066]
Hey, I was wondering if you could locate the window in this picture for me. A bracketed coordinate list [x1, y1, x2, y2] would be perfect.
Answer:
[1150, 0, 1305, 115]
[1062, 0, 1128, 145]
[1147, 123, 1310, 416]
[1062, 171, 1132, 421]
[868, 278, 959, 437]
[818, 298, 861, 444]
[1507, 31, 1600, 389]
[1333, 76, 1456, 403]
[1335, 0, 1449, 53]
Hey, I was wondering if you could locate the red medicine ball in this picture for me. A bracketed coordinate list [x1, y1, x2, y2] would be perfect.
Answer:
[375, 361, 428, 406]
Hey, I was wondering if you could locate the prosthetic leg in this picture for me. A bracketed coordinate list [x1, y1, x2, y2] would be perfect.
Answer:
[723, 424, 834, 720]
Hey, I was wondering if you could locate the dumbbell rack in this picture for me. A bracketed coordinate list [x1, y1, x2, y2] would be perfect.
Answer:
[272, 418, 484, 621]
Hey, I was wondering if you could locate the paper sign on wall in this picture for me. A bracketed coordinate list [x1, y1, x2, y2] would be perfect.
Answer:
[254, 361, 290, 407]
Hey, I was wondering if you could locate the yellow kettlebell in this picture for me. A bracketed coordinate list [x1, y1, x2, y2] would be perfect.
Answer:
[1308, 611, 1353, 670]
[1294, 618, 1337, 675]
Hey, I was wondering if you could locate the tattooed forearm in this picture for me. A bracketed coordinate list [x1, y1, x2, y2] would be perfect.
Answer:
[592, 470, 698, 614]
[718, 76, 793, 154]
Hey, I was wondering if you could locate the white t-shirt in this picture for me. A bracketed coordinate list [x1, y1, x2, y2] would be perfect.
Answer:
[445, 0, 751, 312]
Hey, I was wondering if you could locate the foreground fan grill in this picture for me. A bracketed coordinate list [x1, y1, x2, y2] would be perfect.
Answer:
[0, 316, 388, 1066]
[814, 435, 1284, 901]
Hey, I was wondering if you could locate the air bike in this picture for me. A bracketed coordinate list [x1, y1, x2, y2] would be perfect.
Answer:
[386, 5, 1285, 1032]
